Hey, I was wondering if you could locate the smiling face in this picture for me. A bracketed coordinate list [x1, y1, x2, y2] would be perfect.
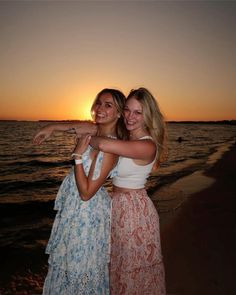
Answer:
[91, 92, 120, 126]
[123, 97, 145, 133]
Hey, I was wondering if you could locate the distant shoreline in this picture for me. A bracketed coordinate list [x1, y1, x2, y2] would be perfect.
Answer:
[0, 119, 236, 125]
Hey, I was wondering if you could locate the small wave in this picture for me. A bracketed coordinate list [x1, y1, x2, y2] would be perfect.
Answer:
[7, 159, 72, 168]
[170, 158, 187, 163]
[0, 179, 61, 194]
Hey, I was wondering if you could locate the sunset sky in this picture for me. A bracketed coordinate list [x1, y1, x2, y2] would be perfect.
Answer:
[1, 1, 235, 121]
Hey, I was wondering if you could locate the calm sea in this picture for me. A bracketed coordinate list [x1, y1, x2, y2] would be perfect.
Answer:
[0, 121, 235, 204]
[0, 121, 235, 248]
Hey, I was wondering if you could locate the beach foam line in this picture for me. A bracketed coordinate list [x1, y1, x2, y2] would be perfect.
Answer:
[206, 140, 235, 165]
[173, 140, 235, 197]
[153, 140, 235, 223]
[165, 170, 215, 198]
[152, 170, 215, 219]
[172, 140, 235, 197]
[160, 139, 235, 198]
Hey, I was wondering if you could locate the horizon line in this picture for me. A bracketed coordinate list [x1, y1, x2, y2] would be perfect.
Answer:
[0, 119, 235, 124]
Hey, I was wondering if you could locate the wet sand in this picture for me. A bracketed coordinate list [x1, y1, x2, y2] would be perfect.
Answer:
[0, 144, 235, 294]
[161, 143, 236, 295]
[0, 203, 54, 294]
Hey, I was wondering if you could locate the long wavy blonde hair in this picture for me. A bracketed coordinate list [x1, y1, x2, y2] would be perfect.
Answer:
[126, 87, 167, 167]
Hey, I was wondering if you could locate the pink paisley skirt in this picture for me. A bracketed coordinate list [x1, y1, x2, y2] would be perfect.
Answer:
[110, 189, 166, 295]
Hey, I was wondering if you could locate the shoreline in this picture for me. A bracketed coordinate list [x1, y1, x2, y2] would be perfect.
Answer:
[0, 142, 235, 294]
[152, 140, 234, 227]
[160, 142, 236, 294]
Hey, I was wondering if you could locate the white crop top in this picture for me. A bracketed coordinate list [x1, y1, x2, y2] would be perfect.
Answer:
[112, 136, 156, 189]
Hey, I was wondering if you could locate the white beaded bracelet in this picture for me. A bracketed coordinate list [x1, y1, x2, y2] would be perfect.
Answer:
[71, 153, 82, 159]
[75, 159, 83, 165]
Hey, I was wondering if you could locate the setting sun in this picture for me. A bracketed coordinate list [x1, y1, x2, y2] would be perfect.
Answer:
[81, 105, 93, 120]
[73, 100, 92, 120]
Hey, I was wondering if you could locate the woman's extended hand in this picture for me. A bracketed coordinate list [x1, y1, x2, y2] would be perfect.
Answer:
[73, 134, 91, 155]
[33, 125, 54, 145]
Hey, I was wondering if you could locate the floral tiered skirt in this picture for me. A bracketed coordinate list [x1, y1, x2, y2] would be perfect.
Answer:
[43, 170, 111, 295]
[110, 189, 166, 295]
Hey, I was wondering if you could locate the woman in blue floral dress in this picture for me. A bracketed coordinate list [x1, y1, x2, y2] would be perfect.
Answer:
[35, 89, 126, 295]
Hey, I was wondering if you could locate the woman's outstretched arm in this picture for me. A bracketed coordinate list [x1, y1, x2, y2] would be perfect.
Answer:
[33, 121, 97, 145]
[90, 136, 156, 162]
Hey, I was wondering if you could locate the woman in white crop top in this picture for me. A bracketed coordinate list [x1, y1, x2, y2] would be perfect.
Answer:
[90, 87, 167, 295]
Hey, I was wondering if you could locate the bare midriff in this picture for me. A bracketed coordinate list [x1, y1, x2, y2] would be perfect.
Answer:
[112, 185, 144, 193]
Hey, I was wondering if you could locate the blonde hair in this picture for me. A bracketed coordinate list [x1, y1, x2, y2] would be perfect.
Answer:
[91, 88, 128, 139]
[127, 87, 167, 166]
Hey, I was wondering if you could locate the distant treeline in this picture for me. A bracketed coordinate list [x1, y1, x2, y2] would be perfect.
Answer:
[167, 120, 236, 125]
[38, 119, 93, 123]
[0, 119, 236, 125]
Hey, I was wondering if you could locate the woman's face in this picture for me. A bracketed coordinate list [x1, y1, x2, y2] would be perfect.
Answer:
[92, 92, 119, 125]
[123, 97, 145, 132]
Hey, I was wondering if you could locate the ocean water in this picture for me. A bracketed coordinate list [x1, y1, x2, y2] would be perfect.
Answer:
[0, 121, 235, 249]
[0, 121, 235, 204]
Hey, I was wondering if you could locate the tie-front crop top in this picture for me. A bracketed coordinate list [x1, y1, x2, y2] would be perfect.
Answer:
[112, 136, 156, 189]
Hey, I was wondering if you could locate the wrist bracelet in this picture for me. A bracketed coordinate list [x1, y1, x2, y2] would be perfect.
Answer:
[75, 159, 83, 165]
[71, 153, 82, 159]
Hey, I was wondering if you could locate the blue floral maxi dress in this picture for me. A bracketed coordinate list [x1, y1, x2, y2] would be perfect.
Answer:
[43, 146, 112, 295]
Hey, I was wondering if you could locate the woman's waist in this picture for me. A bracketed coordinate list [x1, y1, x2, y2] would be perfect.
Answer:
[113, 177, 146, 190]
[112, 185, 145, 194]
[112, 184, 145, 193]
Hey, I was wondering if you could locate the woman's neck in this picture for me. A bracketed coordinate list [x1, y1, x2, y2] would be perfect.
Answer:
[129, 127, 148, 140]
[97, 125, 116, 137]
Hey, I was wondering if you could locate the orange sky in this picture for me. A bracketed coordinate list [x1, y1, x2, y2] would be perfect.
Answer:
[0, 1, 235, 121]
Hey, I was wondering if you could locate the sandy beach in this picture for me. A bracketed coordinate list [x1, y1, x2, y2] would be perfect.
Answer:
[161, 143, 236, 295]
[0, 143, 235, 294]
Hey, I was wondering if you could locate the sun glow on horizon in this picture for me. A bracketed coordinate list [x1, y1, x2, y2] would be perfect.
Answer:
[78, 103, 93, 120]
[70, 94, 94, 121]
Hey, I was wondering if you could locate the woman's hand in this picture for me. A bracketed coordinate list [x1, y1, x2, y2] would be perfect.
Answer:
[33, 125, 54, 145]
[73, 134, 91, 155]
